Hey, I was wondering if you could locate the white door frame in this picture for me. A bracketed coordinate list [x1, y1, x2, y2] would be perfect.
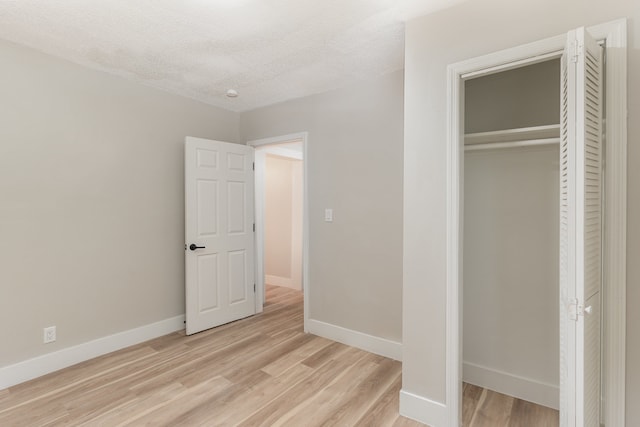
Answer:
[247, 132, 309, 332]
[445, 20, 626, 426]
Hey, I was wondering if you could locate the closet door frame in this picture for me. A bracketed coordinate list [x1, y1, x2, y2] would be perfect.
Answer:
[445, 19, 627, 427]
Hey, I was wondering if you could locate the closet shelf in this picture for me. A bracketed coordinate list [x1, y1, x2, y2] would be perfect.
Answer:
[464, 124, 560, 146]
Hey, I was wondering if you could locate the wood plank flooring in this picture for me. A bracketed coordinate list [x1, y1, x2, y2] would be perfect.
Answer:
[463, 383, 559, 427]
[0, 285, 558, 426]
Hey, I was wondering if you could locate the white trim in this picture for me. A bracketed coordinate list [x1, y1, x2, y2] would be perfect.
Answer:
[253, 148, 267, 312]
[265, 274, 297, 289]
[399, 389, 447, 427]
[463, 362, 559, 410]
[0, 315, 185, 390]
[306, 319, 402, 361]
[446, 59, 463, 427]
[247, 132, 310, 333]
[590, 19, 628, 427]
[446, 19, 626, 426]
[302, 137, 309, 333]
[247, 132, 307, 147]
[290, 158, 304, 292]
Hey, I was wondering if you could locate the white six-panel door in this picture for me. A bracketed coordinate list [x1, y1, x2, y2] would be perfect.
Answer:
[559, 27, 603, 427]
[185, 137, 255, 335]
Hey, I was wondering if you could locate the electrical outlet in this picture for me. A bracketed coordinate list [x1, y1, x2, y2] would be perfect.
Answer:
[43, 326, 56, 344]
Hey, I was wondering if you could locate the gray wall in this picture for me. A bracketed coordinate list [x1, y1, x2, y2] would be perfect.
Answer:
[464, 59, 560, 133]
[0, 38, 240, 367]
[464, 146, 560, 391]
[241, 70, 404, 343]
[403, 0, 639, 422]
[0, 35, 403, 372]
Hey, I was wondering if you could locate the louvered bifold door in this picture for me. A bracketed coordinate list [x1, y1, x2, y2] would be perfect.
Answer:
[559, 27, 603, 427]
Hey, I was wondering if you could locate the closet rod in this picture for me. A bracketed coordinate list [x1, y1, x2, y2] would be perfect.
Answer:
[461, 50, 563, 80]
[464, 137, 560, 152]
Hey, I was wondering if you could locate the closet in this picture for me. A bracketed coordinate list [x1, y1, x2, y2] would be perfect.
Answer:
[462, 59, 561, 410]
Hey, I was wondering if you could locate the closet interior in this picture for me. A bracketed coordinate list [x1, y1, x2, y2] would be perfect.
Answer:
[462, 59, 561, 410]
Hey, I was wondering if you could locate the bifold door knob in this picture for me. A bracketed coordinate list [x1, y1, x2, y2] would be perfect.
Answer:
[189, 244, 205, 251]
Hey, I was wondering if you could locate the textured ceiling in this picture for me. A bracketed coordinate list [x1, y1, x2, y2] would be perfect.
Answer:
[0, 0, 461, 112]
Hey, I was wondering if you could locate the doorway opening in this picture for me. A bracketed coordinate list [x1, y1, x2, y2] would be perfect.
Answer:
[462, 58, 562, 423]
[264, 151, 303, 292]
[248, 133, 309, 331]
[445, 20, 627, 427]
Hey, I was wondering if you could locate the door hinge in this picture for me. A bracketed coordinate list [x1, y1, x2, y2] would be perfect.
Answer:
[253, 162, 255, 171]
[570, 39, 581, 63]
[569, 298, 578, 321]
[254, 283, 256, 293]
[253, 223, 255, 232]
[568, 298, 588, 321]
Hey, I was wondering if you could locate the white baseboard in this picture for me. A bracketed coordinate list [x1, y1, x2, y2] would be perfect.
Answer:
[306, 319, 402, 361]
[0, 315, 185, 390]
[399, 389, 447, 427]
[463, 361, 559, 410]
[265, 274, 300, 290]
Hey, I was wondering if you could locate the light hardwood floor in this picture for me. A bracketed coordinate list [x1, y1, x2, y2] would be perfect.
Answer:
[463, 383, 558, 427]
[0, 285, 558, 426]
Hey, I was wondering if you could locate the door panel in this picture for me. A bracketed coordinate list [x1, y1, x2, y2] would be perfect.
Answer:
[185, 137, 255, 335]
[197, 180, 218, 236]
[559, 27, 603, 427]
[559, 44, 573, 427]
[582, 291, 601, 426]
[575, 26, 603, 427]
[228, 250, 248, 304]
[198, 254, 219, 311]
[228, 181, 246, 233]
